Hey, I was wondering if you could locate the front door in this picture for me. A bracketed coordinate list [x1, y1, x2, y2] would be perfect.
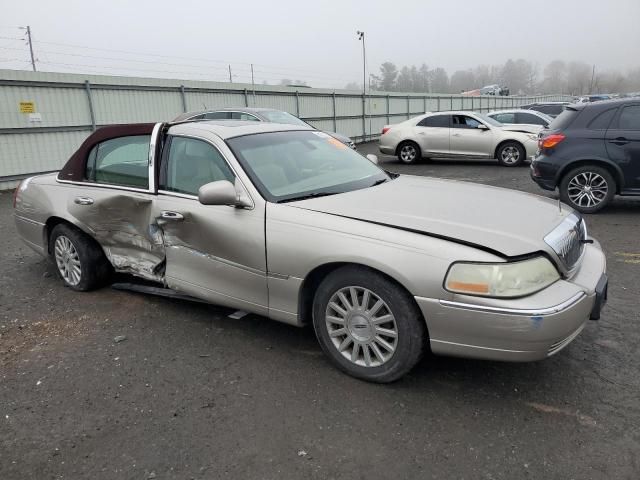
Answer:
[154, 134, 268, 314]
[449, 115, 494, 157]
[605, 104, 640, 190]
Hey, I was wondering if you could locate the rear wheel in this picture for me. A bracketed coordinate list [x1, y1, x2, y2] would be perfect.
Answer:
[397, 141, 421, 164]
[496, 141, 525, 167]
[312, 266, 426, 383]
[49, 223, 112, 291]
[559, 165, 615, 213]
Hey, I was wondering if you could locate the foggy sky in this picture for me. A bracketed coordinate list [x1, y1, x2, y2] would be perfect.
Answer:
[1, 0, 638, 88]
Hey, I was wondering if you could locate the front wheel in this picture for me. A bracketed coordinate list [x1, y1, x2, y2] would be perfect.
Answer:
[559, 165, 615, 213]
[496, 141, 525, 167]
[312, 266, 426, 383]
[397, 141, 421, 164]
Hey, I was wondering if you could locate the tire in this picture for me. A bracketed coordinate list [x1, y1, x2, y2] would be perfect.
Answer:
[559, 165, 615, 214]
[49, 223, 112, 291]
[312, 266, 427, 383]
[397, 141, 421, 164]
[496, 141, 525, 167]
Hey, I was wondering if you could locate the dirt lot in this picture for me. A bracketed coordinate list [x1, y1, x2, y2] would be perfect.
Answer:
[1, 144, 639, 479]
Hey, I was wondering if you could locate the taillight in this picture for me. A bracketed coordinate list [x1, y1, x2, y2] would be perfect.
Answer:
[382, 126, 391, 135]
[13, 181, 23, 208]
[541, 134, 566, 149]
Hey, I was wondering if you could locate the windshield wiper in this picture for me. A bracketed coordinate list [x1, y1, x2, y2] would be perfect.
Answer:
[278, 191, 340, 203]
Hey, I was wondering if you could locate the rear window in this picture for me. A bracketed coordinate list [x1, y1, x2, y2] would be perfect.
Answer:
[548, 108, 579, 131]
[587, 108, 617, 130]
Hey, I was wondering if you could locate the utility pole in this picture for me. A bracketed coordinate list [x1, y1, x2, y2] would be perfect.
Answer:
[228, 65, 232, 83]
[357, 30, 367, 142]
[22, 25, 36, 71]
[589, 64, 596, 94]
[251, 63, 256, 105]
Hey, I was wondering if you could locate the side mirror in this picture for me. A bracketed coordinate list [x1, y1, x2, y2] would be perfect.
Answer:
[366, 154, 379, 164]
[198, 180, 243, 207]
[477, 124, 489, 130]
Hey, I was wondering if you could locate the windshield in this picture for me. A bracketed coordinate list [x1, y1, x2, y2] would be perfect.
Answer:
[227, 130, 389, 202]
[477, 113, 503, 127]
[261, 110, 308, 127]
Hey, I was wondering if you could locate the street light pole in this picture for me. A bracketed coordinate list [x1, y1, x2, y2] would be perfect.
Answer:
[357, 30, 367, 142]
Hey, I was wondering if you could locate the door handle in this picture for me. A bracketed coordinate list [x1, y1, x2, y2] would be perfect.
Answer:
[609, 137, 629, 146]
[74, 196, 94, 205]
[160, 211, 184, 221]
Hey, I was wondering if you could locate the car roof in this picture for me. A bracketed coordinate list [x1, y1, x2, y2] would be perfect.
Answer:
[168, 120, 313, 139]
[174, 107, 281, 121]
[566, 97, 639, 112]
[488, 109, 546, 115]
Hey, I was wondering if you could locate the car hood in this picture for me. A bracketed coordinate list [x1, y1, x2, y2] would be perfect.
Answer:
[290, 175, 573, 258]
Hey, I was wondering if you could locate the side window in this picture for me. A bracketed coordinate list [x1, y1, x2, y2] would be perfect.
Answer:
[204, 111, 232, 120]
[231, 112, 260, 121]
[588, 108, 617, 130]
[161, 137, 235, 196]
[85, 135, 150, 188]
[452, 115, 480, 129]
[518, 113, 547, 126]
[618, 105, 640, 130]
[494, 113, 516, 124]
[417, 115, 449, 127]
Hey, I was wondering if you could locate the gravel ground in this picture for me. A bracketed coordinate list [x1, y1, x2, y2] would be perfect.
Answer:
[1, 143, 639, 479]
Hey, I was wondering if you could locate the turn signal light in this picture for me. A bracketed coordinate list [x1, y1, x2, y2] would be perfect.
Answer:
[541, 134, 566, 149]
[382, 126, 391, 135]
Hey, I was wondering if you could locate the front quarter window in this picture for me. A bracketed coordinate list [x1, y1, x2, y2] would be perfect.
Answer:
[227, 131, 388, 202]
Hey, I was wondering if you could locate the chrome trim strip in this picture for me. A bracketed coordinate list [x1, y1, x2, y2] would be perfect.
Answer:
[167, 245, 266, 277]
[438, 292, 586, 316]
[56, 179, 152, 194]
[430, 339, 534, 354]
[148, 122, 162, 193]
[267, 272, 290, 280]
[14, 214, 45, 226]
[158, 190, 198, 200]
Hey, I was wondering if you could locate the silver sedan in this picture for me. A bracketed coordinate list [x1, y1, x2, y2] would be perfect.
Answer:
[379, 111, 540, 166]
[14, 121, 607, 382]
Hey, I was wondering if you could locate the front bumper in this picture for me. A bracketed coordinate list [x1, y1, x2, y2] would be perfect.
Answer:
[415, 242, 607, 362]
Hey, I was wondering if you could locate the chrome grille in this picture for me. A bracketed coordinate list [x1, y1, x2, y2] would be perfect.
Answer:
[544, 213, 587, 273]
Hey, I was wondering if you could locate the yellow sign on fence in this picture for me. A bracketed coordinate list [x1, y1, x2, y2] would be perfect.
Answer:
[19, 101, 36, 113]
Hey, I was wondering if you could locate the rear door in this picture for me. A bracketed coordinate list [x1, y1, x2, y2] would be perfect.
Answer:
[449, 115, 494, 157]
[605, 103, 640, 190]
[414, 114, 450, 155]
[153, 133, 269, 314]
[67, 133, 165, 281]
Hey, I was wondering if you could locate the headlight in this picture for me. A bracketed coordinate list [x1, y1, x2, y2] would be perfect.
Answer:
[444, 256, 559, 298]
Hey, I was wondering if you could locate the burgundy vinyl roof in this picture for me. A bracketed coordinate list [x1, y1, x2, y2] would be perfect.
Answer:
[57, 123, 155, 182]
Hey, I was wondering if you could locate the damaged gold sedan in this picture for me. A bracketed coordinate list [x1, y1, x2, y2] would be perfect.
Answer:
[13, 120, 607, 382]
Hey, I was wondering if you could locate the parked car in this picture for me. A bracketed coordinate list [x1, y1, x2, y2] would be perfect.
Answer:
[174, 107, 356, 149]
[14, 120, 607, 382]
[520, 102, 571, 118]
[379, 111, 539, 166]
[531, 98, 640, 213]
[488, 109, 553, 128]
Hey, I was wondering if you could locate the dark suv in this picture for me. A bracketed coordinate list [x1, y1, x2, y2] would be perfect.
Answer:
[531, 98, 640, 213]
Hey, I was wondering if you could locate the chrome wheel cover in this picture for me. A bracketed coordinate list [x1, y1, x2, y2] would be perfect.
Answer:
[54, 235, 81, 286]
[567, 172, 608, 208]
[325, 286, 398, 367]
[501, 145, 520, 164]
[400, 144, 417, 162]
